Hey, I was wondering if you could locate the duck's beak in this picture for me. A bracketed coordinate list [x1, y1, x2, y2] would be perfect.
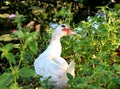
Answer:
[62, 27, 77, 35]
[68, 28, 77, 35]
[70, 31, 77, 35]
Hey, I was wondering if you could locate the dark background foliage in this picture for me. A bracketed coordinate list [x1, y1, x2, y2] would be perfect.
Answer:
[0, 0, 118, 32]
[0, 0, 120, 89]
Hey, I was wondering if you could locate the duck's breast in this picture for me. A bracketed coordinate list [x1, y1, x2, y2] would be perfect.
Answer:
[34, 56, 68, 80]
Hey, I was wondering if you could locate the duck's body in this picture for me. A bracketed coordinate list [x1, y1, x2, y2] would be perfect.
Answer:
[34, 24, 75, 89]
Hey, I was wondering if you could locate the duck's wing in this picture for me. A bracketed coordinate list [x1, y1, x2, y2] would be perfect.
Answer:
[34, 56, 68, 80]
[53, 61, 75, 89]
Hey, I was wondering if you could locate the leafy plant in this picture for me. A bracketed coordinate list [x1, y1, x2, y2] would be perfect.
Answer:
[0, 13, 40, 89]
[0, 1, 120, 89]
[64, 6, 120, 89]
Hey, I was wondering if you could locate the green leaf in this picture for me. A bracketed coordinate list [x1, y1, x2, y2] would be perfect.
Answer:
[19, 67, 35, 78]
[67, 73, 73, 79]
[14, 30, 24, 38]
[6, 53, 16, 64]
[77, 0, 84, 3]
[28, 40, 38, 54]
[0, 86, 8, 89]
[38, 88, 46, 89]
[32, 31, 39, 39]
[0, 73, 14, 87]
[0, 47, 2, 51]
[26, 37, 33, 43]
[5, 43, 14, 51]
[9, 83, 20, 89]
[1, 53, 5, 59]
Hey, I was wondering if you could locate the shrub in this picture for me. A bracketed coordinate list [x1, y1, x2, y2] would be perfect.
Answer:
[65, 6, 120, 89]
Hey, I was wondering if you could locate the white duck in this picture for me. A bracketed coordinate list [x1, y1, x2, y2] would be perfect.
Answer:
[34, 24, 76, 89]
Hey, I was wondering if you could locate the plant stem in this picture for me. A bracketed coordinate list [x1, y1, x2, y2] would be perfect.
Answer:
[17, 44, 27, 70]
[8, 60, 17, 84]
[8, 60, 14, 72]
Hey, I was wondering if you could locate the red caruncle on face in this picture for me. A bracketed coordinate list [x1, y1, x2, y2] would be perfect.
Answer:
[62, 28, 72, 35]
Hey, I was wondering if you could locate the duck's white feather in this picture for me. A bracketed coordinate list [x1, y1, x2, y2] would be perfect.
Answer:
[34, 57, 68, 80]
[34, 24, 75, 89]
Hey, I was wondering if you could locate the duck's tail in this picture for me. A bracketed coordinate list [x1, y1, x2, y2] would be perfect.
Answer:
[66, 61, 75, 77]
[55, 61, 75, 89]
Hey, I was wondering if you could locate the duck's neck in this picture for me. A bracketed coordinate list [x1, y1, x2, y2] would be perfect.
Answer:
[42, 36, 62, 57]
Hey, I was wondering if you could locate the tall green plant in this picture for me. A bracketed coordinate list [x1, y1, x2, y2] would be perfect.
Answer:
[0, 13, 39, 89]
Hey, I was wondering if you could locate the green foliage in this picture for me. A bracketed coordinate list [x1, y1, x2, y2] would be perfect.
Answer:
[0, 0, 120, 89]
[0, 13, 40, 89]
[1, 0, 110, 31]
[1, 43, 15, 64]
[64, 6, 120, 89]
[19, 67, 35, 78]
[0, 73, 14, 89]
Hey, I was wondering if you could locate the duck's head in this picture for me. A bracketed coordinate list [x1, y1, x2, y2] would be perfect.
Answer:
[52, 24, 76, 40]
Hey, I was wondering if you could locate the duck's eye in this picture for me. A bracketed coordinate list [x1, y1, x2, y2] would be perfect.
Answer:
[61, 24, 66, 27]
